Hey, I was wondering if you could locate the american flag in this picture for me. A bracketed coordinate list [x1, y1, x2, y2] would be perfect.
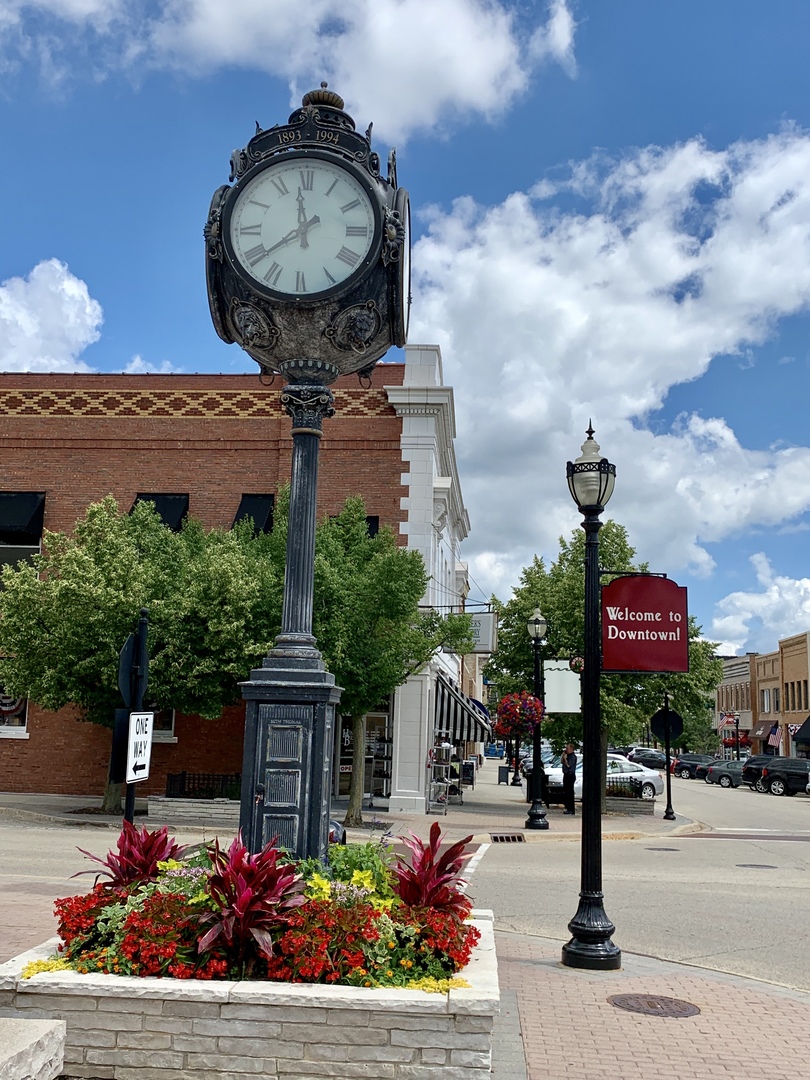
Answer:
[719, 713, 737, 728]
[768, 726, 783, 748]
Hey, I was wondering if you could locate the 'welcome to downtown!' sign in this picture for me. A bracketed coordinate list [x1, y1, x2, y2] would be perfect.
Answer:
[601, 575, 689, 673]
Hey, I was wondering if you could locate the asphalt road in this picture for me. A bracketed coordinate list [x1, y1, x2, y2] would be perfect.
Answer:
[470, 775, 810, 991]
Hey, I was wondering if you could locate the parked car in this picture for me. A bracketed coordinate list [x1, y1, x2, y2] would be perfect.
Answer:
[671, 753, 716, 780]
[759, 758, 810, 796]
[629, 749, 668, 770]
[705, 760, 745, 788]
[741, 755, 775, 792]
[544, 754, 663, 803]
[328, 819, 347, 844]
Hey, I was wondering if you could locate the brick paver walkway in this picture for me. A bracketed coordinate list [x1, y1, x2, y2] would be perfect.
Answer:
[497, 930, 810, 1079]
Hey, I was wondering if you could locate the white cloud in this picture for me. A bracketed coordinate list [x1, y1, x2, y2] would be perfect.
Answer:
[710, 555, 810, 654]
[0, 0, 577, 140]
[0, 259, 102, 371]
[529, 0, 577, 77]
[122, 355, 183, 374]
[410, 130, 810, 608]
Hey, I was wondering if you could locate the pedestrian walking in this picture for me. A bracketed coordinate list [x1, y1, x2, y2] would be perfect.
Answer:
[562, 743, 577, 815]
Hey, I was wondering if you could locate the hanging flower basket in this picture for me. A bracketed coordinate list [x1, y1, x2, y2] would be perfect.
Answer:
[494, 691, 544, 741]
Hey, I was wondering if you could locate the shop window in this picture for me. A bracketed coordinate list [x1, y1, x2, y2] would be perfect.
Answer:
[151, 707, 176, 743]
[132, 494, 189, 532]
[0, 691, 28, 738]
[0, 492, 45, 570]
[233, 494, 274, 535]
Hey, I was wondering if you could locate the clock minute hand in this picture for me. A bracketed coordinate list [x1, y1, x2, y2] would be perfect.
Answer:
[264, 227, 301, 256]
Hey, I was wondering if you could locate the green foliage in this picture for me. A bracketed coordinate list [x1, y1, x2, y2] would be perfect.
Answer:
[484, 521, 724, 749]
[312, 496, 474, 718]
[326, 839, 396, 899]
[0, 496, 281, 726]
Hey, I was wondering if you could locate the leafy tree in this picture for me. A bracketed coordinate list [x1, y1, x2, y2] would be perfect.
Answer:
[304, 497, 474, 828]
[484, 522, 723, 756]
[0, 497, 281, 811]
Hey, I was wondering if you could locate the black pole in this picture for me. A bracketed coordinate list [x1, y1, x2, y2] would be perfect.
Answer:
[526, 637, 549, 829]
[123, 608, 149, 826]
[735, 714, 740, 760]
[561, 510, 621, 970]
[662, 693, 676, 822]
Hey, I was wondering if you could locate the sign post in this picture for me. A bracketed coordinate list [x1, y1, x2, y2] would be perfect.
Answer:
[650, 695, 684, 821]
[111, 609, 150, 824]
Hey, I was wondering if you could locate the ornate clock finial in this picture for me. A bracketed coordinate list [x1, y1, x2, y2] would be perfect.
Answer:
[302, 83, 345, 110]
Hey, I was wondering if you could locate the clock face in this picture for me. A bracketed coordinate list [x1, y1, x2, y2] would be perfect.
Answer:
[226, 155, 379, 300]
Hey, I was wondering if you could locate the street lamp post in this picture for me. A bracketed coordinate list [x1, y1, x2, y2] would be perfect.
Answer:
[525, 609, 550, 830]
[561, 424, 621, 970]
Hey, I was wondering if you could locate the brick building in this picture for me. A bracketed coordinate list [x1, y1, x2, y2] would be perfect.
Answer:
[0, 344, 490, 809]
[747, 633, 810, 756]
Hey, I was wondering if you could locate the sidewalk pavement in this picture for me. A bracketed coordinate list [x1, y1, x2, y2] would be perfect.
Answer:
[3, 767, 809, 1079]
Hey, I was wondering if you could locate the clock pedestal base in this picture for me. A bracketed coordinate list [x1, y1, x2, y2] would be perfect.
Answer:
[240, 365, 342, 861]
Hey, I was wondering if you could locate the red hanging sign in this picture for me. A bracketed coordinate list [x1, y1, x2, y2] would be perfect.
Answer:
[601, 575, 689, 673]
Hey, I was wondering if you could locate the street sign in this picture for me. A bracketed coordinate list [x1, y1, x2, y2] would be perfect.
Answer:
[650, 706, 684, 742]
[125, 711, 154, 784]
[601, 575, 689, 673]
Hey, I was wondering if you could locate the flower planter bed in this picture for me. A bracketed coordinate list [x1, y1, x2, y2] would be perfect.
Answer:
[146, 796, 240, 829]
[0, 913, 498, 1080]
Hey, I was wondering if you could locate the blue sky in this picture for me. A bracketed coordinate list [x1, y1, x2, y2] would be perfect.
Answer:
[2, 0, 810, 655]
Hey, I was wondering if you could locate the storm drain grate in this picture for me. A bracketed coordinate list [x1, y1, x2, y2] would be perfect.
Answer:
[608, 994, 700, 1018]
[490, 833, 525, 843]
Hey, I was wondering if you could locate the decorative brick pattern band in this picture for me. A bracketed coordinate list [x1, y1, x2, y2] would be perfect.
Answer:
[0, 388, 393, 420]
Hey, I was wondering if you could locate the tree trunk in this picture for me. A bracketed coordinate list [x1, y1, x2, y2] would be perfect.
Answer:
[101, 779, 124, 815]
[343, 714, 365, 829]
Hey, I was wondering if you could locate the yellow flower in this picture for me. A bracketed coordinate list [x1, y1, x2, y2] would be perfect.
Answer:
[21, 958, 71, 979]
[306, 873, 333, 901]
[157, 858, 184, 871]
[350, 869, 375, 891]
[387, 941, 396, 949]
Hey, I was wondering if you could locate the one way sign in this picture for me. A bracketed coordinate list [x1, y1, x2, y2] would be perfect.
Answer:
[126, 712, 154, 785]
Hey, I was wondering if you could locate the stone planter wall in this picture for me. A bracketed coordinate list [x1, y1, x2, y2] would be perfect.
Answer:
[0, 913, 498, 1080]
[604, 797, 655, 815]
[146, 797, 239, 829]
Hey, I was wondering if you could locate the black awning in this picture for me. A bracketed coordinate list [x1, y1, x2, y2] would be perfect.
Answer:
[751, 721, 775, 739]
[791, 717, 810, 744]
[132, 494, 189, 532]
[434, 673, 492, 745]
[233, 494, 274, 534]
[0, 492, 45, 545]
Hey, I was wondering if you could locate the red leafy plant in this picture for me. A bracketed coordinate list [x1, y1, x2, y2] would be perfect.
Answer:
[391, 821, 474, 919]
[75, 822, 187, 887]
[197, 832, 306, 975]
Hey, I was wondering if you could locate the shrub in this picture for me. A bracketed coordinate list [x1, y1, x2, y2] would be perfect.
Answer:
[75, 822, 187, 887]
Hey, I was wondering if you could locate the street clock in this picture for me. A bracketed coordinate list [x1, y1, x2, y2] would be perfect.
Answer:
[205, 85, 410, 380]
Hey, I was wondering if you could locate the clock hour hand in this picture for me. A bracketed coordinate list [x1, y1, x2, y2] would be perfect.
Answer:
[298, 214, 320, 250]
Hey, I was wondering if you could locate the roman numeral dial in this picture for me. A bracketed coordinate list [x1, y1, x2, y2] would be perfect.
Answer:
[228, 156, 378, 297]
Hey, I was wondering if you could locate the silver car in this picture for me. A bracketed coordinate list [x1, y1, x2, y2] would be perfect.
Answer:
[545, 753, 664, 801]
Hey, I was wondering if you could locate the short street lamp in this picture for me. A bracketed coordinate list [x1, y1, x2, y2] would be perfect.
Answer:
[562, 424, 621, 970]
[525, 608, 549, 830]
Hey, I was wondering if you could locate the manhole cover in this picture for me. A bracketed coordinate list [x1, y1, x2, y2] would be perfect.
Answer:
[491, 834, 525, 843]
[609, 994, 700, 1018]
[646, 847, 678, 852]
[736, 863, 777, 869]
